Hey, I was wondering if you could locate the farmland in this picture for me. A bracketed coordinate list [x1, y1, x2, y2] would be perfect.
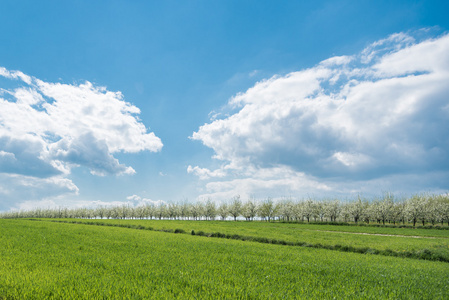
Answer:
[1, 219, 448, 299]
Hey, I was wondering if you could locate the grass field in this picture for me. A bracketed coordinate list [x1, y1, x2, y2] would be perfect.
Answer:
[1, 219, 448, 299]
[56, 218, 449, 262]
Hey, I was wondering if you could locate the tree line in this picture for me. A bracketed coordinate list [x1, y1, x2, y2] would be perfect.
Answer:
[1, 193, 449, 226]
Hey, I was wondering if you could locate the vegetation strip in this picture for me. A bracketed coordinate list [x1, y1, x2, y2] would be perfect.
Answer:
[46, 219, 449, 263]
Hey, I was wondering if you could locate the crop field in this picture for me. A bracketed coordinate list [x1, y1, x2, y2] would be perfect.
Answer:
[59, 218, 449, 262]
[1, 219, 448, 299]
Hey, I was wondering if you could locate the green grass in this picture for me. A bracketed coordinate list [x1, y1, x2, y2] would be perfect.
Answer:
[1, 219, 448, 299]
[55, 218, 449, 261]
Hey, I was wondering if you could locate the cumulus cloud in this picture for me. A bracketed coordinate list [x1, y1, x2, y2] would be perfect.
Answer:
[0, 174, 79, 211]
[198, 167, 332, 201]
[0, 68, 162, 209]
[187, 165, 227, 180]
[190, 31, 449, 200]
[126, 194, 167, 207]
[10, 194, 167, 212]
[9, 196, 167, 212]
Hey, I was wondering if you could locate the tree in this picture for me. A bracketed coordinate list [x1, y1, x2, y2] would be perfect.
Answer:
[277, 198, 294, 222]
[95, 206, 105, 219]
[110, 206, 120, 219]
[362, 201, 374, 224]
[144, 203, 155, 219]
[302, 199, 315, 223]
[180, 201, 190, 220]
[427, 196, 440, 225]
[258, 198, 275, 222]
[325, 200, 341, 222]
[293, 201, 304, 221]
[135, 206, 146, 219]
[217, 203, 229, 220]
[119, 205, 130, 219]
[229, 195, 242, 221]
[242, 199, 258, 221]
[314, 201, 326, 222]
[374, 192, 394, 225]
[347, 196, 365, 223]
[156, 202, 167, 220]
[167, 203, 179, 220]
[190, 202, 204, 220]
[205, 198, 217, 220]
[405, 194, 427, 226]
[436, 194, 449, 226]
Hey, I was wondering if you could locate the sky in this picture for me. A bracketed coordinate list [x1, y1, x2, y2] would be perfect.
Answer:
[1, 0, 449, 211]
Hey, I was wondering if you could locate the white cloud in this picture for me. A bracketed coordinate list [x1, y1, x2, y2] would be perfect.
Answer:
[47, 132, 136, 176]
[0, 66, 32, 84]
[126, 194, 166, 206]
[332, 152, 372, 168]
[0, 68, 162, 210]
[187, 165, 227, 180]
[9, 196, 162, 212]
[0, 150, 16, 160]
[360, 32, 415, 64]
[0, 174, 79, 211]
[191, 31, 449, 199]
[198, 166, 331, 202]
[319, 55, 353, 67]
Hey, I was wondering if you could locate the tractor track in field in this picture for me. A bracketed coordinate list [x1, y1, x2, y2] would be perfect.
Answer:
[312, 230, 442, 239]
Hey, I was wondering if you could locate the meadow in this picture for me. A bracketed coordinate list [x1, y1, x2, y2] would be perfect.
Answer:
[1, 219, 448, 299]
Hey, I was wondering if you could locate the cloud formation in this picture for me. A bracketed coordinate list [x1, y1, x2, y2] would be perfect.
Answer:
[0, 68, 162, 208]
[191, 31, 449, 200]
[0, 174, 79, 211]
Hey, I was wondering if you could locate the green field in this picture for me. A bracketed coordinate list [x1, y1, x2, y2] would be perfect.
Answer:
[58, 218, 449, 262]
[1, 219, 448, 299]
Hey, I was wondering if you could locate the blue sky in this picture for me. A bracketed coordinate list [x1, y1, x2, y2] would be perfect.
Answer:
[1, 0, 448, 210]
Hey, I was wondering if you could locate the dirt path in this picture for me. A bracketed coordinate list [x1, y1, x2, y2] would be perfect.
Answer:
[313, 230, 441, 239]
